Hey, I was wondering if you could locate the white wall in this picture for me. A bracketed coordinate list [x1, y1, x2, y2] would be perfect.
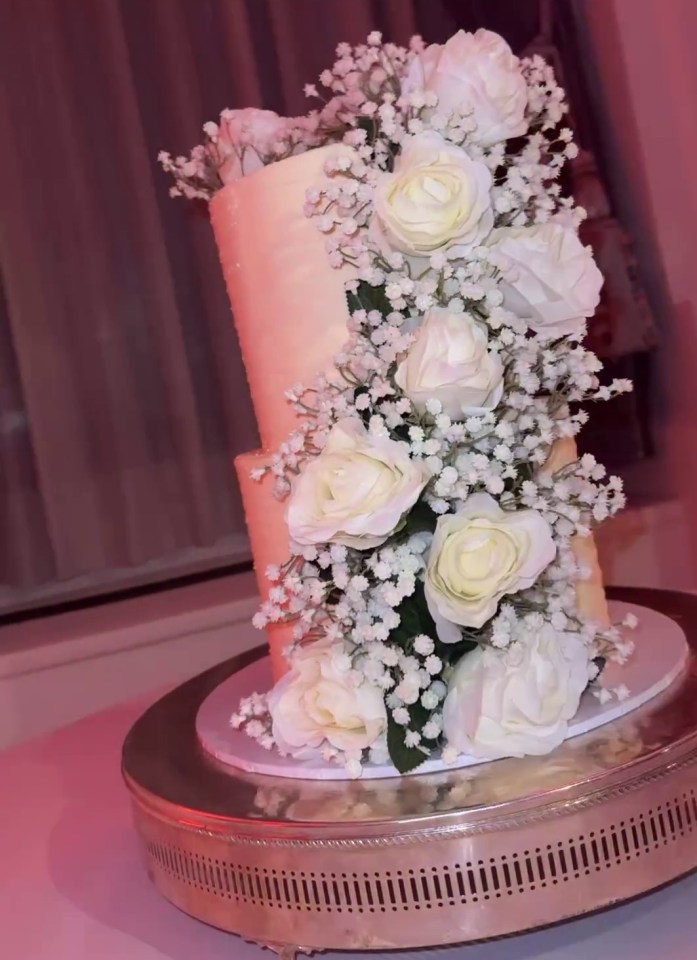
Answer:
[0, 573, 260, 750]
[597, 500, 693, 591]
[577, 0, 697, 581]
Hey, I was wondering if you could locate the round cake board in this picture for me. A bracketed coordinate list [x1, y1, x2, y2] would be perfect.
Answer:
[196, 600, 689, 781]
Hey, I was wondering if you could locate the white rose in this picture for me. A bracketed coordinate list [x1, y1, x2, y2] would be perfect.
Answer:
[425, 493, 556, 638]
[217, 108, 290, 183]
[286, 418, 429, 549]
[395, 308, 503, 419]
[269, 643, 386, 758]
[442, 627, 591, 759]
[373, 131, 493, 257]
[403, 29, 528, 146]
[491, 222, 604, 338]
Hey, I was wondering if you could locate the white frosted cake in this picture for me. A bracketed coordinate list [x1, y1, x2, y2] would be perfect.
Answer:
[209, 145, 356, 680]
[162, 28, 633, 777]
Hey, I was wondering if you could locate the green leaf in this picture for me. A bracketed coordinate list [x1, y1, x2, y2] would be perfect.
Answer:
[398, 498, 438, 538]
[346, 280, 392, 317]
[387, 578, 483, 665]
[346, 289, 362, 315]
[437, 634, 478, 667]
[387, 581, 437, 652]
[356, 116, 377, 144]
[386, 712, 428, 774]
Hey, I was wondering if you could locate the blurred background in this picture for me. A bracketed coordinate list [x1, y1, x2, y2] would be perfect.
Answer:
[1, 0, 696, 742]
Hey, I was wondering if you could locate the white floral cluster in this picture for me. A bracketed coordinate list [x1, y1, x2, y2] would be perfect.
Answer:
[160, 33, 421, 200]
[180, 30, 636, 777]
[305, 31, 419, 132]
[158, 110, 325, 200]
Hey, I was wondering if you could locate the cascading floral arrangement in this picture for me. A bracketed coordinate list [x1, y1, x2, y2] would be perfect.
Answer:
[162, 30, 636, 777]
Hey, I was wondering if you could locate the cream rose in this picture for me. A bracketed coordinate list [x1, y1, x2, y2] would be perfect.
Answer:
[395, 308, 503, 418]
[425, 493, 556, 638]
[442, 627, 591, 759]
[216, 108, 290, 183]
[269, 643, 387, 758]
[403, 29, 528, 146]
[491, 222, 604, 338]
[286, 418, 429, 549]
[373, 131, 493, 257]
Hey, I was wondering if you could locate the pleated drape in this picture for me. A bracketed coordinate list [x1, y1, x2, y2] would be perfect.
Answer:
[0, 0, 427, 611]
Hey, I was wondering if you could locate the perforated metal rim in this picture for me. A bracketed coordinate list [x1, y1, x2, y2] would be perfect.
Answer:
[128, 759, 697, 950]
[142, 787, 697, 913]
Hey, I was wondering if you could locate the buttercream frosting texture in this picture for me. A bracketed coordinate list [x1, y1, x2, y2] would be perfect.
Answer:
[210, 145, 355, 449]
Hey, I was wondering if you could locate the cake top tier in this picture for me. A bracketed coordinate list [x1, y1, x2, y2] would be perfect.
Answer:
[209, 145, 354, 450]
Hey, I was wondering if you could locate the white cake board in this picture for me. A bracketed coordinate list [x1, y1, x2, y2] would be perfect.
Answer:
[196, 601, 690, 781]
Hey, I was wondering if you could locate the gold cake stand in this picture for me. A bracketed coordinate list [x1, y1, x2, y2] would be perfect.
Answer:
[122, 587, 697, 958]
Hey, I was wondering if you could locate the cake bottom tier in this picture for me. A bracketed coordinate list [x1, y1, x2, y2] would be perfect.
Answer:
[543, 437, 610, 628]
[236, 451, 294, 682]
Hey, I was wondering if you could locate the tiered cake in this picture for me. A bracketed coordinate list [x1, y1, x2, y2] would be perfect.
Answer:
[161, 28, 638, 778]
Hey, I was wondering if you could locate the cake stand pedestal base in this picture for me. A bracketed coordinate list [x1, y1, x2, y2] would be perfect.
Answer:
[122, 587, 697, 955]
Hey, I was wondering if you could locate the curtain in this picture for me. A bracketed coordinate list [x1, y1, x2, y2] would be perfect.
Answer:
[0, 0, 655, 614]
[1, 0, 260, 612]
[0, 0, 424, 613]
